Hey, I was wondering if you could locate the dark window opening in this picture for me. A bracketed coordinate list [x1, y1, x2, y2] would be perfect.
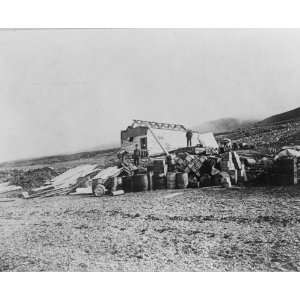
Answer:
[140, 137, 147, 149]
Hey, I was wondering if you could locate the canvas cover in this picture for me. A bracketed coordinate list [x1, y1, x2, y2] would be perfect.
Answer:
[274, 148, 300, 160]
[194, 132, 219, 148]
[148, 128, 218, 155]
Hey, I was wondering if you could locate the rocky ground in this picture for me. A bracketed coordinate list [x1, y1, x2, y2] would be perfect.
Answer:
[0, 186, 299, 271]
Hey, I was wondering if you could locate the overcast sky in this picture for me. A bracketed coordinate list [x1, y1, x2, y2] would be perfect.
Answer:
[1, 29, 300, 162]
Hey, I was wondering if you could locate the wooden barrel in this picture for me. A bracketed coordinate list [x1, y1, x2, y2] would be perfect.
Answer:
[212, 172, 231, 187]
[199, 174, 211, 187]
[166, 172, 176, 189]
[153, 175, 166, 190]
[122, 176, 133, 193]
[176, 172, 188, 189]
[92, 179, 106, 197]
[132, 174, 148, 192]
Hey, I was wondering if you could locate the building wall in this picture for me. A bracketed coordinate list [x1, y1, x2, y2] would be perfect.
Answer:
[121, 135, 147, 152]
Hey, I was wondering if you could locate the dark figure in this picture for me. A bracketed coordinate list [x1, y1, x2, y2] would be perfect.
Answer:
[186, 130, 193, 147]
[133, 144, 141, 166]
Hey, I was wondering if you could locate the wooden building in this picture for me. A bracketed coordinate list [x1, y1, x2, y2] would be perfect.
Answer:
[121, 120, 218, 156]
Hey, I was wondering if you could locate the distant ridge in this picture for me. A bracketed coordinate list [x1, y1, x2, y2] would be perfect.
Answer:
[259, 106, 300, 125]
[193, 118, 257, 134]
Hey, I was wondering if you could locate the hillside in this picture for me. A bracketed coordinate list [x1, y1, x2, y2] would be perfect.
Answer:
[259, 106, 300, 125]
[194, 118, 256, 134]
[216, 107, 300, 154]
[0, 147, 120, 171]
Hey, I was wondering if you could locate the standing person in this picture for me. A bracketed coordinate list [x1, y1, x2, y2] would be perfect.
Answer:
[133, 144, 141, 166]
[186, 130, 193, 147]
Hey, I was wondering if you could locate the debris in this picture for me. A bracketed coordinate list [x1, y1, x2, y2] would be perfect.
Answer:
[0, 182, 22, 194]
[111, 190, 125, 196]
[212, 172, 232, 188]
[121, 161, 137, 176]
[70, 187, 93, 195]
[92, 182, 106, 197]
[164, 192, 183, 199]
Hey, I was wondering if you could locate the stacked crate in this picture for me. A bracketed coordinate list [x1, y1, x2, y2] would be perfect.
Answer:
[244, 158, 270, 184]
[174, 154, 205, 176]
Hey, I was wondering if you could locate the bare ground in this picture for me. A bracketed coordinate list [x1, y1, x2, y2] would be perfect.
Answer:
[0, 186, 299, 271]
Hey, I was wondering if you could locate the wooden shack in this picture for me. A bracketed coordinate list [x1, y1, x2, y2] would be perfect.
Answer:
[120, 120, 219, 156]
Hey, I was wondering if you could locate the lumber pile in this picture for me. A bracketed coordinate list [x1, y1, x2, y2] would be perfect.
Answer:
[26, 164, 102, 198]
[0, 182, 22, 193]
[91, 166, 123, 196]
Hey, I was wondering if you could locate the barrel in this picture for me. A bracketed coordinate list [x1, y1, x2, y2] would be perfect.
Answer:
[176, 172, 188, 189]
[92, 179, 106, 197]
[153, 175, 167, 190]
[166, 172, 176, 189]
[122, 176, 133, 193]
[132, 174, 148, 192]
[109, 177, 118, 192]
[212, 172, 231, 187]
[199, 174, 211, 187]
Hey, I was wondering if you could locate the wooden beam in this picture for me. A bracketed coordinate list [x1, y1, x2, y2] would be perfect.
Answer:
[147, 125, 170, 156]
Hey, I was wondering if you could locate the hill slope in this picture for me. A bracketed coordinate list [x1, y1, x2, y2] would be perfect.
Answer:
[194, 118, 256, 134]
[259, 106, 300, 125]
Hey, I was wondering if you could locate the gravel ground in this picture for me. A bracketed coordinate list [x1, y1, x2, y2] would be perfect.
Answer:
[0, 186, 299, 271]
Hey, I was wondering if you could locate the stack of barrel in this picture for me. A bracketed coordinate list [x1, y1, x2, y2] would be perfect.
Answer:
[166, 171, 188, 189]
[132, 173, 148, 192]
[175, 172, 189, 189]
[271, 157, 298, 185]
[152, 159, 189, 190]
[152, 159, 167, 189]
[298, 158, 300, 184]
[122, 173, 149, 192]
